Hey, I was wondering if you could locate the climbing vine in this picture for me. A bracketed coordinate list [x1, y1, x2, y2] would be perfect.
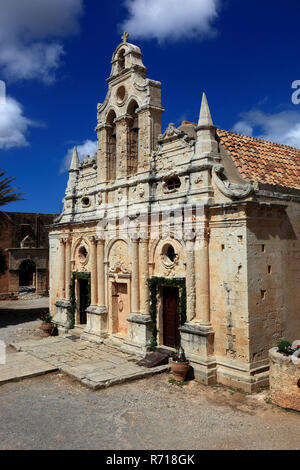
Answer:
[68, 271, 91, 329]
[147, 276, 186, 351]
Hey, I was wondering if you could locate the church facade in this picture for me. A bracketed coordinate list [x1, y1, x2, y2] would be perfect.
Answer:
[49, 35, 300, 392]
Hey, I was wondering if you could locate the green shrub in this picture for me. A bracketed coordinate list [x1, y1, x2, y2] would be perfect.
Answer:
[277, 340, 293, 355]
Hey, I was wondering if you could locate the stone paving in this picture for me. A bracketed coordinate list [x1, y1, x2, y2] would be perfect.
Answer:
[11, 336, 170, 389]
[0, 350, 57, 385]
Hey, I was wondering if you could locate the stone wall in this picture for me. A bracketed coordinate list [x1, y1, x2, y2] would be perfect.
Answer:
[0, 212, 57, 297]
[269, 347, 300, 411]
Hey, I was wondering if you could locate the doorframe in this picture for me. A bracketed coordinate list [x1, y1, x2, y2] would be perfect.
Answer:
[78, 277, 89, 325]
[161, 285, 180, 349]
[147, 276, 186, 350]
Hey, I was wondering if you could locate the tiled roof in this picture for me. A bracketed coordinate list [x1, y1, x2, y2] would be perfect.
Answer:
[217, 129, 300, 190]
[181, 122, 300, 190]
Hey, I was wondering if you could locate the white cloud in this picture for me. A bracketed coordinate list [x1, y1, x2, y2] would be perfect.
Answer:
[61, 140, 98, 173]
[232, 109, 300, 149]
[0, 0, 83, 83]
[0, 97, 38, 149]
[120, 0, 220, 42]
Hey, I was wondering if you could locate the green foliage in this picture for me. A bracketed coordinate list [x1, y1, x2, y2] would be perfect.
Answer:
[172, 346, 187, 362]
[0, 169, 25, 227]
[147, 276, 186, 351]
[0, 248, 7, 276]
[168, 378, 188, 387]
[68, 271, 91, 329]
[277, 340, 293, 355]
[40, 311, 53, 323]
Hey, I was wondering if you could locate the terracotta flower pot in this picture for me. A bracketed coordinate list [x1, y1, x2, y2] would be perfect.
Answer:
[171, 359, 190, 382]
[40, 322, 54, 337]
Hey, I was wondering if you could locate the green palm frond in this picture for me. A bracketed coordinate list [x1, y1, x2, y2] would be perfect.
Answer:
[0, 169, 25, 226]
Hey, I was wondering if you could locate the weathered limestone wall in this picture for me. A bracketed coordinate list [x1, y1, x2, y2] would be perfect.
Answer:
[269, 347, 300, 411]
[247, 200, 300, 366]
[209, 208, 249, 362]
[0, 212, 56, 297]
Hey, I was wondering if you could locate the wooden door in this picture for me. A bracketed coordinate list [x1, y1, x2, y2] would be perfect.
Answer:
[163, 286, 180, 348]
[113, 283, 128, 336]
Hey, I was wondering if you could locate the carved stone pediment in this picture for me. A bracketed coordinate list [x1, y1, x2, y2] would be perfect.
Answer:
[108, 240, 130, 275]
[108, 261, 130, 274]
[158, 123, 184, 143]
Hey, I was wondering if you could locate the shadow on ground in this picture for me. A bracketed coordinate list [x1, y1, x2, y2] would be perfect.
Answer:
[0, 307, 47, 328]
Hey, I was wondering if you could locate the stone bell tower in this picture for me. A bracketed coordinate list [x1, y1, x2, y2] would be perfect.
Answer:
[96, 33, 164, 183]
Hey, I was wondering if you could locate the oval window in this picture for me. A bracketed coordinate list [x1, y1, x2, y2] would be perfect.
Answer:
[166, 177, 181, 191]
[116, 85, 126, 103]
[82, 197, 90, 207]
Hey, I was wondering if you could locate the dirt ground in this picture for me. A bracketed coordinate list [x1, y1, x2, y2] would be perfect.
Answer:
[0, 296, 299, 450]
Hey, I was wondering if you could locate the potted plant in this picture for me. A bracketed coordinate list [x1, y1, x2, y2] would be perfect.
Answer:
[40, 311, 54, 337]
[171, 346, 190, 382]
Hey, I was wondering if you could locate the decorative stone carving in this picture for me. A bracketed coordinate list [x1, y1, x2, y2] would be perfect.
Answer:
[137, 184, 145, 198]
[212, 164, 253, 200]
[108, 240, 130, 274]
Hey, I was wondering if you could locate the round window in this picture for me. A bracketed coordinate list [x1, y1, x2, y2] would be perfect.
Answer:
[82, 197, 90, 207]
[161, 243, 178, 267]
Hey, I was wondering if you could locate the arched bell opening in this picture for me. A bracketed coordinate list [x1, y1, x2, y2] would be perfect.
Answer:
[127, 100, 139, 176]
[106, 109, 117, 181]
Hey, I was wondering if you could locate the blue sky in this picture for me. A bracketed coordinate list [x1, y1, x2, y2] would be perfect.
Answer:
[1, 0, 300, 213]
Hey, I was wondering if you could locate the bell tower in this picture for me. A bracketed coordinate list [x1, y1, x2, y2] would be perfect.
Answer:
[96, 33, 164, 183]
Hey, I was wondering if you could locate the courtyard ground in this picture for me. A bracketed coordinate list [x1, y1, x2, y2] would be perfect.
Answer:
[0, 297, 300, 450]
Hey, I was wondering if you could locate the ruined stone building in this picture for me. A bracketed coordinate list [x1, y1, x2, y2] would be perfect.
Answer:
[0, 212, 57, 298]
[50, 35, 300, 392]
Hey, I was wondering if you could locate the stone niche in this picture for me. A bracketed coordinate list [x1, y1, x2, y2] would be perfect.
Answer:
[269, 347, 300, 412]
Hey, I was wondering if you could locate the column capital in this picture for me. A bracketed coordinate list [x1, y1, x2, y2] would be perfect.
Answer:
[88, 235, 97, 245]
[59, 235, 71, 244]
[95, 236, 105, 245]
[114, 114, 133, 124]
[184, 230, 196, 243]
[129, 236, 139, 243]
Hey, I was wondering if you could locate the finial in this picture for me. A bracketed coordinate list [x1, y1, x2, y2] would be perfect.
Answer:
[69, 146, 79, 171]
[198, 92, 214, 128]
[122, 31, 129, 43]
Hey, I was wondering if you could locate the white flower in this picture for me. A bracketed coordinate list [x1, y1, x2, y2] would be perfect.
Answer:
[291, 348, 300, 366]
[292, 340, 300, 349]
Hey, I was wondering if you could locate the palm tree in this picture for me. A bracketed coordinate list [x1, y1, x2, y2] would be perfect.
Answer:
[0, 169, 25, 226]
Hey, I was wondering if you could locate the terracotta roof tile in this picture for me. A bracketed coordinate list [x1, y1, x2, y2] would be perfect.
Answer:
[217, 129, 300, 190]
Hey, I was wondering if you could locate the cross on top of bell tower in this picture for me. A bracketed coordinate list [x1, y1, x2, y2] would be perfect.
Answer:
[122, 31, 129, 43]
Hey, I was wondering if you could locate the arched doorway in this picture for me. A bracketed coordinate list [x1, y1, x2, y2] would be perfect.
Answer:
[19, 259, 36, 288]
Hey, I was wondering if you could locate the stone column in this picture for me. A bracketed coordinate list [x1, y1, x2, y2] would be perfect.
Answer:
[96, 123, 110, 183]
[58, 238, 66, 299]
[97, 238, 105, 308]
[185, 236, 196, 322]
[89, 236, 98, 306]
[194, 227, 210, 325]
[65, 237, 71, 300]
[130, 237, 140, 314]
[139, 238, 149, 316]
